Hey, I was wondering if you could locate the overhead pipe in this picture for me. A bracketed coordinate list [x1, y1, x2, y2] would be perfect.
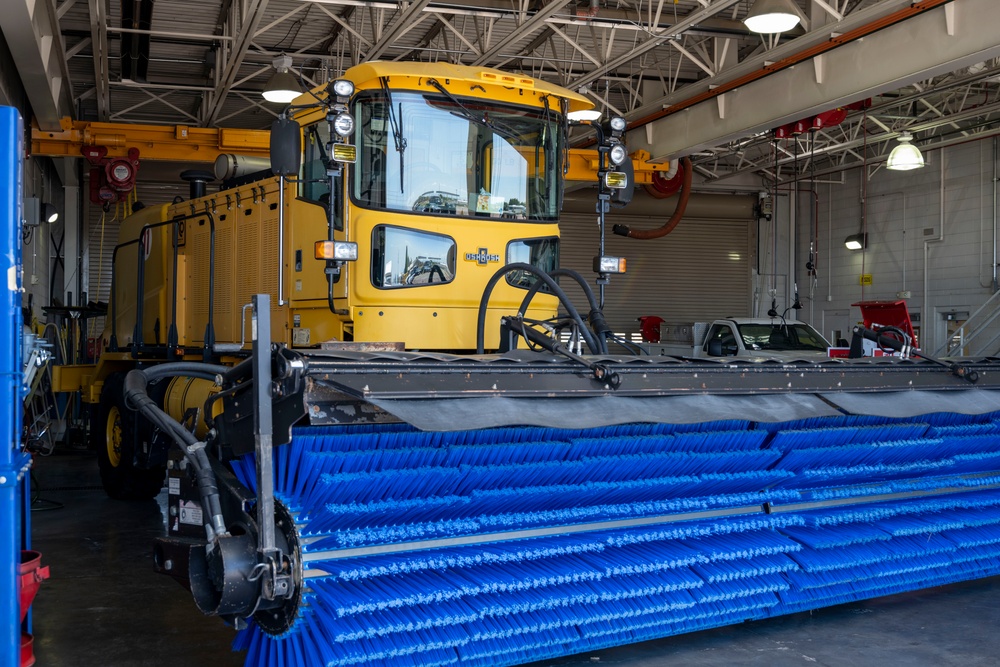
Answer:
[612, 157, 692, 239]
[923, 148, 947, 352]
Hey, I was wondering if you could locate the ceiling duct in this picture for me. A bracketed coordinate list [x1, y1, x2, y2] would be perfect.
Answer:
[120, 0, 154, 83]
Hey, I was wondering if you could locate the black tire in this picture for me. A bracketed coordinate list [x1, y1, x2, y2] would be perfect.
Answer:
[92, 372, 165, 500]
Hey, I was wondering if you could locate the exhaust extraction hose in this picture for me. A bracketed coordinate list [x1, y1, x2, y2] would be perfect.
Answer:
[613, 156, 692, 240]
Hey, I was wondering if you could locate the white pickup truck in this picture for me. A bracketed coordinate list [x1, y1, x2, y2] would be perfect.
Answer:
[645, 318, 833, 359]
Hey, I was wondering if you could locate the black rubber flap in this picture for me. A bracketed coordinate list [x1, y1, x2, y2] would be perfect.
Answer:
[368, 393, 842, 431]
[820, 389, 1000, 419]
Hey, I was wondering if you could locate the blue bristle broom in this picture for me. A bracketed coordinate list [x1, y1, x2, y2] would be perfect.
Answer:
[229, 412, 1000, 667]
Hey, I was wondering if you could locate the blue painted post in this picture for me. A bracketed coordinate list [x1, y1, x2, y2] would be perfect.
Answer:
[0, 106, 28, 667]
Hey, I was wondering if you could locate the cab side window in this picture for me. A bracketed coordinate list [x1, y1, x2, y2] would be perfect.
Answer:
[704, 324, 736, 352]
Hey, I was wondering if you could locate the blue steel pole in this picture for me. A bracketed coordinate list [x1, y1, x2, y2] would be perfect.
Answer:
[0, 106, 27, 667]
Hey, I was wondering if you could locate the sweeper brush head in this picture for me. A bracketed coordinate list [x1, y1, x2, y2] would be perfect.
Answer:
[231, 412, 1000, 667]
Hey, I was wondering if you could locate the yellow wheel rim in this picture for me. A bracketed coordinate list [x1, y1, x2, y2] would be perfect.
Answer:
[106, 405, 123, 468]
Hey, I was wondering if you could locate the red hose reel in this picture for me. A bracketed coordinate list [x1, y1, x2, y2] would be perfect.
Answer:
[81, 146, 141, 205]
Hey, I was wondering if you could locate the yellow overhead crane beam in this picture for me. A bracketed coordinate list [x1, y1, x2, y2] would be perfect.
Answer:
[31, 117, 672, 184]
[30, 117, 270, 162]
[566, 148, 671, 185]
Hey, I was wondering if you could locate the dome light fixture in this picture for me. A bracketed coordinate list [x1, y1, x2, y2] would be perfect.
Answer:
[743, 0, 801, 34]
[886, 132, 925, 171]
[262, 55, 302, 104]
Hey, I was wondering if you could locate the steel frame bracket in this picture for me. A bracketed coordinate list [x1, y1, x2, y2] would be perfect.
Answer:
[0, 452, 32, 487]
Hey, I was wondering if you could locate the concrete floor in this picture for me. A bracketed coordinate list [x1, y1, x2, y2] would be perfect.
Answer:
[26, 448, 1000, 667]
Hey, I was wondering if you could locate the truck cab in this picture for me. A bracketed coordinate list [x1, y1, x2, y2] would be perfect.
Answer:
[646, 318, 832, 359]
[702, 318, 832, 359]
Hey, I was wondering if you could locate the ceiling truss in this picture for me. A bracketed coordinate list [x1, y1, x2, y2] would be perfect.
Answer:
[12, 0, 997, 186]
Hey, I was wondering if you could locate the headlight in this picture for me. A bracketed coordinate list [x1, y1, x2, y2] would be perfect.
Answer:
[593, 256, 626, 274]
[332, 79, 354, 98]
[609, 116, 626, 133]
[333, 112, 355, 137]
[609, 143, 628, 166]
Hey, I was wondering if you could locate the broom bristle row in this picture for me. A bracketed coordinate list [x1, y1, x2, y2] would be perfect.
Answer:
[232, 412, 1000, 666]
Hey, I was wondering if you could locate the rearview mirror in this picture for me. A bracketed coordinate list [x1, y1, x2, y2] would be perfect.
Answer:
[707, 339, 737, 357]
[270, 116, 301, 177]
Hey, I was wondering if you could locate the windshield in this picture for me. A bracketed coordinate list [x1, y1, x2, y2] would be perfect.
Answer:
[736, 323, 831, 352]
[352, 89, 561, 221]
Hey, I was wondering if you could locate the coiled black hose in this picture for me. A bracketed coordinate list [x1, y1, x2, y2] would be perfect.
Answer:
[516, 267, 610, 354]
[476, 263, 599, 355]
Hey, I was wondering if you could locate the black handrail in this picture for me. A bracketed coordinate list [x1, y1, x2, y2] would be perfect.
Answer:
[202, 212, 216, 362]
[167, 221, 180, 360]
[108, 210, 216, 360]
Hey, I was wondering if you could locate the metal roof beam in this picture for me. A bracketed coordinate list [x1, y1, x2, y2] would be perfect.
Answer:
[87, 0, 110, 122]
[711, 98, 1000, 182]
[205, 0, 270, 126]
[569, 0, 743, 89]
[365, 0, 433, 61]
[1, 0, 75, 129]
[628, 0, 1000, 161]
[471, 0, 575, 66]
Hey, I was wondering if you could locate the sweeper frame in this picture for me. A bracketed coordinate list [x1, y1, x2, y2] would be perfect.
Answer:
[134, 290, 1000, 650]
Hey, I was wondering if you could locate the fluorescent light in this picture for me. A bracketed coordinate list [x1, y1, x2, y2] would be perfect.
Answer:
[886, 132, 925, 171]
[744, 0, 801, 34]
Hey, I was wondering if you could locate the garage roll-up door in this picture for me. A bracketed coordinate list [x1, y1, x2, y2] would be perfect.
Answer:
[556, 192, 756, 338]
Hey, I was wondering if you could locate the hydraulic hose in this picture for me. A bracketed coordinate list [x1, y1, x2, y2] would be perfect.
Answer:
[476, 263, 598, 355]
[517, 268, 610, 354]
[613, 157, 692, 240]
[123, 365, 228, 540]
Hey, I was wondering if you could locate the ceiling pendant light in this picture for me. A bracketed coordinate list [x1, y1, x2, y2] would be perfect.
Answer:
[743, 0, 801, 34]
[886, 131, 925, 171]
[262, 55, 302, 104]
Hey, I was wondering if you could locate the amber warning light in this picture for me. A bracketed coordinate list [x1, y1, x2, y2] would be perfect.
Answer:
[315, 240, 358, 261]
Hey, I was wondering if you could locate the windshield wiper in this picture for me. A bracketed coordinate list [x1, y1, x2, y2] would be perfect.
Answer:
[425, 78, 519, 140]
[380, 77, 406, 193]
